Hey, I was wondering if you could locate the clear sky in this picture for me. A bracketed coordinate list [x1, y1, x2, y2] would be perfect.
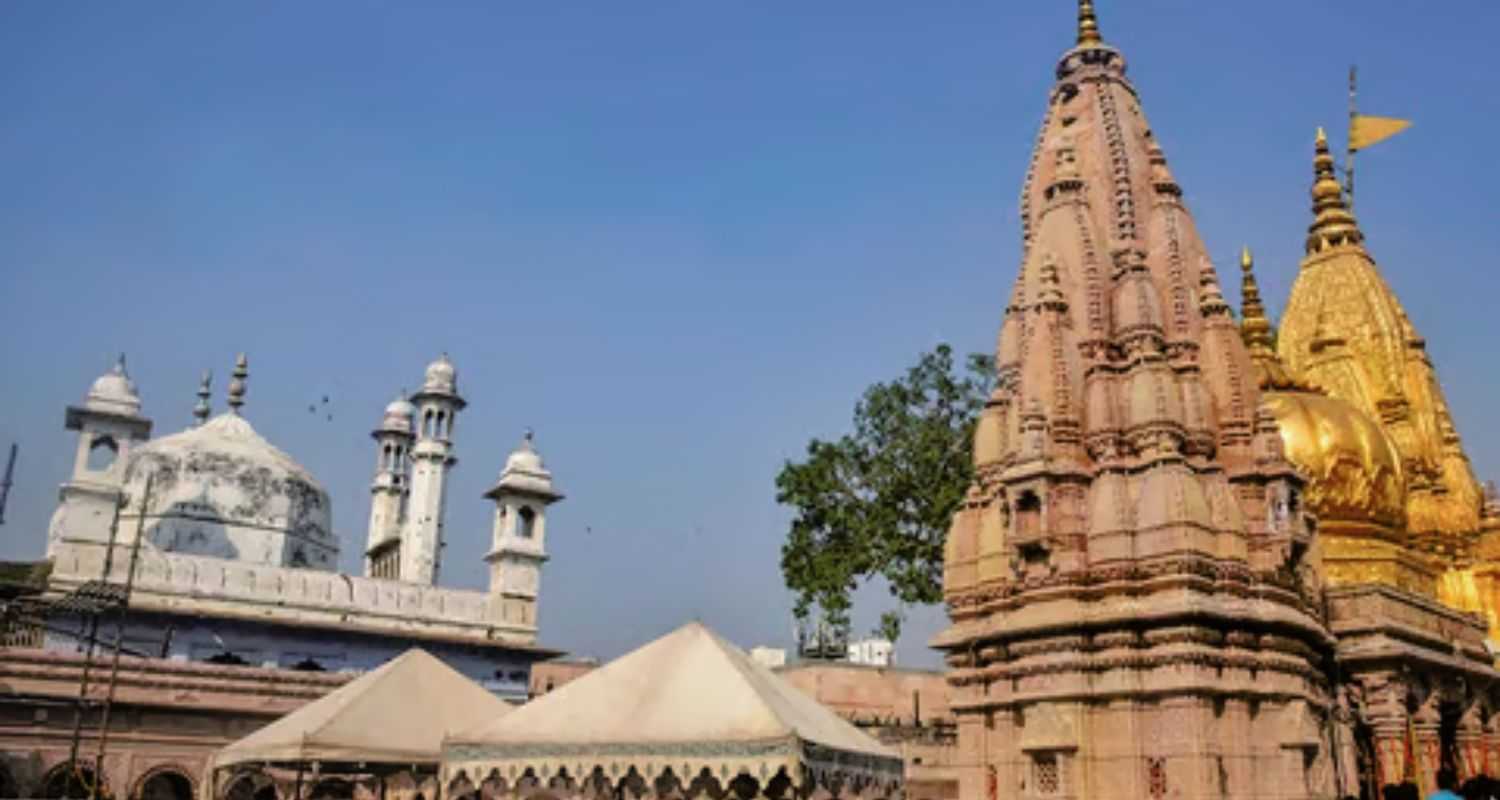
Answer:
[1, 1, 1497, 668]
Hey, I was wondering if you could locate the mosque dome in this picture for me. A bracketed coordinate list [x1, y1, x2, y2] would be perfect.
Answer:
[1261, 390, 1407, 534]
[85, 356, 142, 416]
[378, 394, 416, 436]
[117, 412, 338, 570]
[485, 431, 563, 501]
[422, 354, 458, 396]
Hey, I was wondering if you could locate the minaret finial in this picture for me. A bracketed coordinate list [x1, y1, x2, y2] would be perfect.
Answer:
[194, 370, 213, 426]
[226, 354, 248, 415]
[113, 353, 128, 376]
[1307, 127, 1364, 254]
[1238, 247, 1275, 357]
[1077, 0, 1103, 47]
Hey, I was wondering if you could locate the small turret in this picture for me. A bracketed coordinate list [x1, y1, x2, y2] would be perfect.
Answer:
[482, 430, 564, 630]
[49, 355, 153, 556]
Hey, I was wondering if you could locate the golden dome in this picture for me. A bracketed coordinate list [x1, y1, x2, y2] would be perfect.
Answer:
[1261, 390, 1407, 534]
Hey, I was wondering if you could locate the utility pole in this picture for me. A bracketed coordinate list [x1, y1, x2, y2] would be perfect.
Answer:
[0, 443, 17, 526]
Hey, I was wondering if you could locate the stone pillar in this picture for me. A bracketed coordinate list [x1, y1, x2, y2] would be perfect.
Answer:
[1458, 703, 1486, 782]
[1360, 674, 1412, 793]
[1411, 698, 1441, 794]
[1485, 711, 1500, 780]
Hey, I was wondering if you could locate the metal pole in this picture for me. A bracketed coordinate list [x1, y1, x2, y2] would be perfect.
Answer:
[1347, 65, 1358, 212]
[92, 476, 152, 800]
[65, 494, 125, 796]
[0, 443, 17, 526]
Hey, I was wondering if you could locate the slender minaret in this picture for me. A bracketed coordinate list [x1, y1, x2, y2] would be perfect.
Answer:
[365, 392, 415, 579]
[401, 354, 465, 585]
[483, 430, 563, 629]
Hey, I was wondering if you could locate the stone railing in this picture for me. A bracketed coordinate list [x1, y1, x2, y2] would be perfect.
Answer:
[47, 541, 538, 647]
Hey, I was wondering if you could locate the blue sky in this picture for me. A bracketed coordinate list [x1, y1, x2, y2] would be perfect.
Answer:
[1, 1, 1497, 667]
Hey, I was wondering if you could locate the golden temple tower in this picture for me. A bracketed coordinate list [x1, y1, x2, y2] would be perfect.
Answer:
[1276, 129, 1494, 630]
[936, 3, 1335, 797]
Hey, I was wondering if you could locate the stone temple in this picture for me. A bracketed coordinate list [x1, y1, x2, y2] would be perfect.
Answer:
[1, 352, 564, 798]
[936, 2, 1500, 798]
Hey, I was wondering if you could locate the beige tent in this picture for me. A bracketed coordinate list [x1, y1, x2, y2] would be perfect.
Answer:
[214, 648, 513, 770]
[442, 623, 902, 799]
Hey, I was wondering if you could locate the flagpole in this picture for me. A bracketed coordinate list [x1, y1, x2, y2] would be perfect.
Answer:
[1347, 65, 1358, 212]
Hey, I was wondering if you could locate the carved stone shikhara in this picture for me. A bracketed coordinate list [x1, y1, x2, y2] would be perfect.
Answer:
[937, 3, 1500, 799]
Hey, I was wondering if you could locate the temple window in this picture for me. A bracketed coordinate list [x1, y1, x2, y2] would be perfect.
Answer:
[518, 507, 536, 538]
[1147, 757, 1167, 799]
[87, 436, 118, 472]
[1016, 491, 1043, 538]
[1032, 751, 1061, 796]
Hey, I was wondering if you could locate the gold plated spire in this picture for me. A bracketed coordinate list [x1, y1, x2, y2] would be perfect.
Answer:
[1077, 0, 1103, 47]
[1239, 247, 1274, 357]
[1307, 128, 1364, 254]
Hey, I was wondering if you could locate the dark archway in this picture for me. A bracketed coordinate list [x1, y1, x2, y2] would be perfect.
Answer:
[137, 769, 194, 800]
[39, 762, 109, 800]
[222, 769, 277, 800]
[308, 779, 354, 800]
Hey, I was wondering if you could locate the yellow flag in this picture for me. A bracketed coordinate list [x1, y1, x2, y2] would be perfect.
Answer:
[1350, 115, 1412, 151]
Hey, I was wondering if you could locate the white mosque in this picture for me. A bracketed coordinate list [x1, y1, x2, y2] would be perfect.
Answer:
[38, 352, 562, 699]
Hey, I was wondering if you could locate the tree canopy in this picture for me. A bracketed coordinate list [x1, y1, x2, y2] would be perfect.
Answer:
[776, 344, 994, 644]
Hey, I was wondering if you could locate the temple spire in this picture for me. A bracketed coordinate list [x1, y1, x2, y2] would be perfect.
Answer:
[1239, 247, 1275, 358]
[1077, 0, 1103, 47]
[1307, 128, 1365, 254]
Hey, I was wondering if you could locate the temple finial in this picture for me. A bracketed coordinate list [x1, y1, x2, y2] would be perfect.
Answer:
[1239, 247, 1275, 357]
[193, 370, 213, 426]
[1077, 0, 1103, 46]
[1307, 128, 1364, 254]
[226, 354, 248, 415]
[1036, 253, 1068, 310]
[1198, 257, 1229, 317]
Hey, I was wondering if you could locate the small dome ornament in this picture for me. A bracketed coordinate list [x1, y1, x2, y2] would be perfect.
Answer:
[377, 391, 417, 436]
[423, 353, 458, 394]
[226, 354, 249, 415]
[85, 353, 143, 415]
[193, 371, 213, 426]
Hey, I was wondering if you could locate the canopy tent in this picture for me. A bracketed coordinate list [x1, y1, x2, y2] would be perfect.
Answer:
[212, 648, 512, 788]
[442, 623, 902, 800]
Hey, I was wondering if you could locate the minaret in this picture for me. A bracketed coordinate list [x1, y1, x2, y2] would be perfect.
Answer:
[48, 355, 153, 554]
[935, 4, 1331, 798]
[482, 430, 563, 630]
[401, 354, 466, 585]
[365, 392, 415, 579]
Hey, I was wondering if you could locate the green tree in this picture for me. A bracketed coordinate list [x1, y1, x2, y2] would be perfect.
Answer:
[777, 344, 994, 646]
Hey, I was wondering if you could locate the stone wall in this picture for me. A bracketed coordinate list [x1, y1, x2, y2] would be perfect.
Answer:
[0, 648, 348, 800]
[48, 541, 537, 646]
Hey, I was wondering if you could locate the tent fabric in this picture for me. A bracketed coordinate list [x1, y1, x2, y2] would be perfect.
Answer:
[214, 648, 512, 769]
[442, 623, 901, 789]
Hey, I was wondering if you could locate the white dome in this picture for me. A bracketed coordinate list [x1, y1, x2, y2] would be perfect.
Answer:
[422, 353, 458, 395]
[485, 430, 562, 501]
[85, 357, 142, 416]
[117, 413, 338, 570]
[505, 432, 544, 473]
[378, 394, 416, 435]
